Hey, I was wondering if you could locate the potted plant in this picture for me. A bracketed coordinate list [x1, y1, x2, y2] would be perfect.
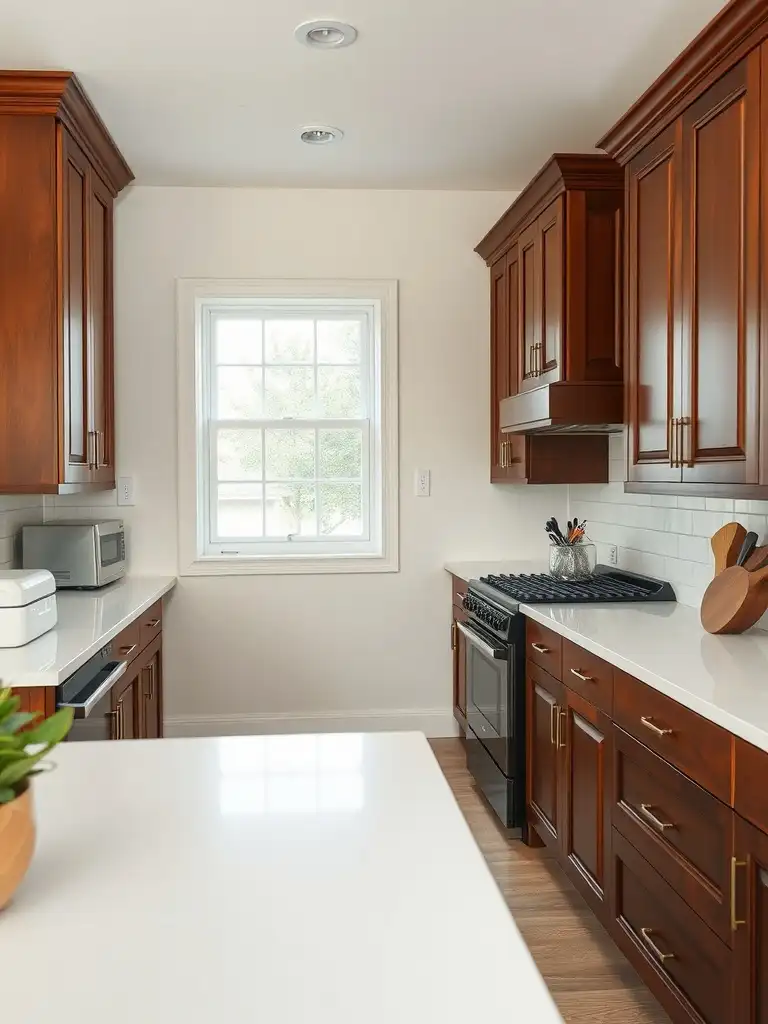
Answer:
[0, 688, 73, 909]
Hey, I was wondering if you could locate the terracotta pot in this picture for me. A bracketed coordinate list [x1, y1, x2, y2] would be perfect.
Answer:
[0, 786, 35, 910]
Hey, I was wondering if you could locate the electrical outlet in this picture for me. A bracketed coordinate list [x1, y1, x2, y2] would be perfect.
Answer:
[608, 544, 618, 566]
[117, 476, 135, 506]
[415, 469, 431, 497]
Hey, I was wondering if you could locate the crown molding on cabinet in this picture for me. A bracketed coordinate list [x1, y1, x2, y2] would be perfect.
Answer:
[0, 71, 133, 195]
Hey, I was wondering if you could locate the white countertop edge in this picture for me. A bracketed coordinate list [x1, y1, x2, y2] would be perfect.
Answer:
[520, 602, 768, 752]
[4, 576, 177, 688]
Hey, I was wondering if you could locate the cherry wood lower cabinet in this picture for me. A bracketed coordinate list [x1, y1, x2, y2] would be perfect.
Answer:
[525, 618, 768, 1024]
[10, 611, 164, 741]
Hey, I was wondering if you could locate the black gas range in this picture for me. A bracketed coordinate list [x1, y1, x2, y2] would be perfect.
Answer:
[460, 566, 676, 833]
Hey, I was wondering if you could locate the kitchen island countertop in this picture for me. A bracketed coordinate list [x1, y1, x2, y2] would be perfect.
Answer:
[446, 560, 768, 754]
[3, 732, 562, 1024]
[0, 575, 176, 687]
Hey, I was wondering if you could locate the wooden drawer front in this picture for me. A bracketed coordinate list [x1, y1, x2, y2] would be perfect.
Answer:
[113, 619, 141, 663]
[613, 830, 732, 1024]
[527, 619, 562, 679]
[562, 639, 613, 714]
[451, 576, 468, 613]
[613, 726, 732, 944]
[735, 738, 768, 834]
[139, 600, 163, 650]
[613, 669, 732, 804]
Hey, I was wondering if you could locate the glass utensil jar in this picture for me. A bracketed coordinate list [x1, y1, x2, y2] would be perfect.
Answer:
[549, 542, 597, 581]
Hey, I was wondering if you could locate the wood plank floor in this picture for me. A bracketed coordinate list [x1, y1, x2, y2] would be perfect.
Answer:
[430, 738, 670, 1024]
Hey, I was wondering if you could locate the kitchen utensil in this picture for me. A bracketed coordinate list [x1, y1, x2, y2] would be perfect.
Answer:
[710, 523, 748, 576]
[700, 563, 768, 634]
[736, 531, 759, 567]
[546, 518, 567, 546]
[744, 545, 768, 571]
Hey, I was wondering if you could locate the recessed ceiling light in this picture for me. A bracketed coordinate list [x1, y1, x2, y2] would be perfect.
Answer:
[300, 125, 344, 145]
[295, 19, 357, 49]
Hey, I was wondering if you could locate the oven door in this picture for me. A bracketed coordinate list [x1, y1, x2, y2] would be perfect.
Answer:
[58, 660, 128, 741]
[96, 527, 126, 586]
[458, 620, 510, 771]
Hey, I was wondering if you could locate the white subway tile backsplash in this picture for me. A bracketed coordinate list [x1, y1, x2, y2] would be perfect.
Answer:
[705, 497, 735, 512]
[650, 494, 678, 508]
[666, 508, 693, 534]
[0, 497, 43, 569]
[692, 510, 731, 537]
[676, 496, 707, 510]
[677, 534, 713, 564]
[735, 500, 750, 513]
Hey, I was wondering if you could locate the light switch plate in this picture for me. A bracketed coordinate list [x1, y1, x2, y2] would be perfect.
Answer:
[117, 476, 135, 506]
[415, 469, 431, 497]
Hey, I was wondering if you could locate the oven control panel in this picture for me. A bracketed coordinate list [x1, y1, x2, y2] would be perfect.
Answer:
[464, 592, 511, 636]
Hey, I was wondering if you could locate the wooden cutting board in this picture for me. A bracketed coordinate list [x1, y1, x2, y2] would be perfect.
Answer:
[700, 564, 768, 634]
[710, 523, 747, 576]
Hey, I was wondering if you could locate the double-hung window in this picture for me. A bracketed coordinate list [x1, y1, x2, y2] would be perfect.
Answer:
[177, 280, 398, 574]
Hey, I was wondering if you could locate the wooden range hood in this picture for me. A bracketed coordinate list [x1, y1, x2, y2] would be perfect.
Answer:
[476, 154, 624, 435]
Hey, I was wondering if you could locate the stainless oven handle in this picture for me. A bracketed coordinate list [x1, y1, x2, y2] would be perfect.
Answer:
[59, 660, 128, 719]
[456, 622, 508, 661]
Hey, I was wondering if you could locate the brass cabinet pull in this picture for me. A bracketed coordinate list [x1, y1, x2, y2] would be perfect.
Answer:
[147, 619, 161, 629]
[570, 668, 594, 683]
[677, 417, 685, 470]
[147, 662, 155, 701]
[529, 344, 536, 378]
[550, 702, 558, 746]
[531, 642, 550, 654]
[681, 416, 694, 469]
[640, 928, 675, 964]
[87, 430, 96, 470]
[557, 708, 567, 749]
[119, 644, 138, 658]
[451, 621, 457, 652]
[638, 803, 675, 833]
[669, 418, 678, 468]
[537, 342, 543, 376]
[499, 440, 505, 468]
[107, 709, 119, 740]
[640, 716, 673, 738]
[114, 700, 124, 740]
[731, 857, 747, 931]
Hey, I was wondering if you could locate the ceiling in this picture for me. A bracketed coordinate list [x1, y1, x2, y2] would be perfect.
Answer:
[0, 0, 729, 189]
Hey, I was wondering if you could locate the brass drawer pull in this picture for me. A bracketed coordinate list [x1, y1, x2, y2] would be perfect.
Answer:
[146, 618, 161, 629]
[451, 622, 457, 652]
[640, 716, 673, 738]
[557, 708, 566, 749]
[107, 709, 119, 741]
[640, 928, 675, 964]
[731, 857, 747, 932]
[531, 642, 550, 655]
[455, 592, 465, 607]
[639, 803, 675, 833]
[119, 644, 138, 658]
[570, 668, 594, 683]
[550, 702, 558, 746]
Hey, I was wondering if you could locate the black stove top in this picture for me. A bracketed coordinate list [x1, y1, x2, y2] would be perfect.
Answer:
[472, 565, 676, 612]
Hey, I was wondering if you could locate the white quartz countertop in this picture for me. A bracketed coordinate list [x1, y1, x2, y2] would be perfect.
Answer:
[446, 561, 768, 754]
[0, 576, 176, 688]
[4, 733, 562, 1024]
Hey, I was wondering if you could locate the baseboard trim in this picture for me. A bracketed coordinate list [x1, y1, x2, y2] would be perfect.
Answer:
[164, 708, 459, 739]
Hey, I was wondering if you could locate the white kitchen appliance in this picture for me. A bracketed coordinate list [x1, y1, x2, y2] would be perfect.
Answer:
[0, 570, 57, 648]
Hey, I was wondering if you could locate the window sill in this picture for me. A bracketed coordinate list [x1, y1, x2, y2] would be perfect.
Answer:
[180, 553, 399, 576]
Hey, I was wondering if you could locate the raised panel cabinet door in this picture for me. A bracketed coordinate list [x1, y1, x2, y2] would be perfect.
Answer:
[452, 606, 468, 722]
[626, 123, 683, 484]
[88, 171, 115, 486]
[518, 219, 540, 393]
[526, 665, 564, 849]
[734, 814, 768, 1024]
[141, 636, 163, 740]
[680, 54, 760, 486]
[490, 255, 509, 482]
[59, 127, 92, 486]
[111, 667, 139, 740]
[562, 689, 611, 916]
[537, 197, 564, 387]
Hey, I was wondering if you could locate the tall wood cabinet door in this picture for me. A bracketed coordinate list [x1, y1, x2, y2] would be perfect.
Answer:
[518, 220, 540, 393]
[490, 256, 509, 482]
[111, 666, 139, 740]
[59, 127, 92, 486]
[680, 54, 761, 486]
[141, 635, 163, 740]
[526, 664, 564, 850]
[734, 814, 768, 1024]
[537, 197, 564, 388]
[626, 123, 683, 484]
[88, 171, 115, 486]
[561, 689, 612, 918]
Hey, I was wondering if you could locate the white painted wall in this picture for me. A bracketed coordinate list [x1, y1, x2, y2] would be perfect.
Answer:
[54, 187, 567, 734]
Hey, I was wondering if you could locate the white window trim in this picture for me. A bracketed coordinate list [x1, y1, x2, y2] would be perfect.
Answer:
[177, 278, 399, 575]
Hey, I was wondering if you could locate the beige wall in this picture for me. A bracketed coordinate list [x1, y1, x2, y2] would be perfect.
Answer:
[54, 186, 567, 734]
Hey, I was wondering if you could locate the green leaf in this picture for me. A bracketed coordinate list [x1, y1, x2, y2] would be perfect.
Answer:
[0, 787, 16, 804]
[0, 749, 27, 766]
[0, 712, 37, 736]
[0, 695, 21, 724]
[0, 750, 48, 788]
[23, 707, 73, 747]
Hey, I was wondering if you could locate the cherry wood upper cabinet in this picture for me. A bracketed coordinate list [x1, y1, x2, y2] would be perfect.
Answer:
[477, 155, 624, 436]
[598, 0, 768, 498]
[0, 72, 132, 493]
